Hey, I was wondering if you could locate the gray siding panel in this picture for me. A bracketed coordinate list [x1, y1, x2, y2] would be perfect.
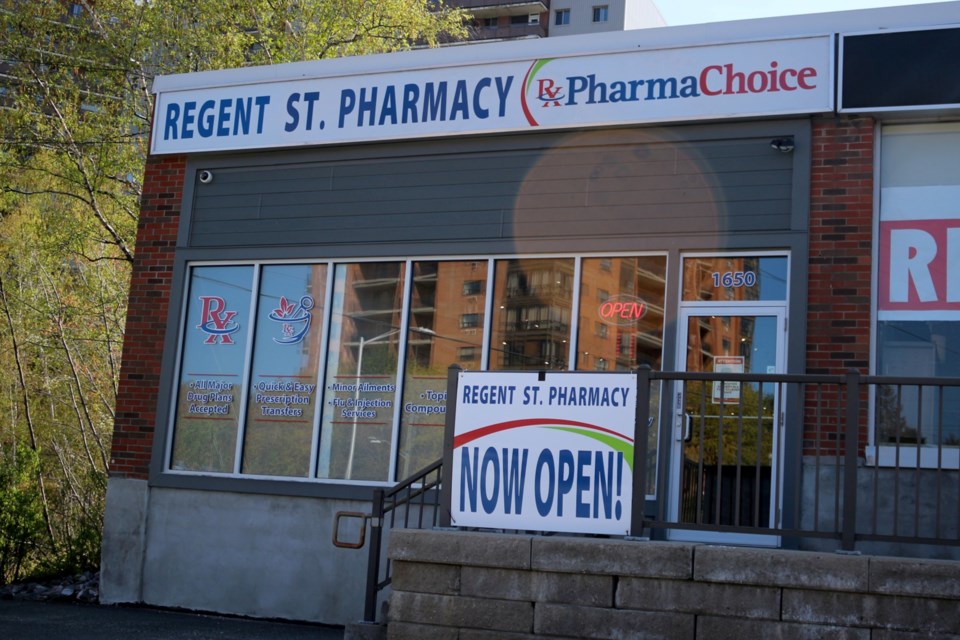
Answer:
[187, 127, 800, 250]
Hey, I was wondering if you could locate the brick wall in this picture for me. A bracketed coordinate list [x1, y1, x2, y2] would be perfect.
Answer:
[386, 529, 960, 639]
[805, 117, 875, 455]
[109, 154, 185, 479]
[807, 116, 875, 375]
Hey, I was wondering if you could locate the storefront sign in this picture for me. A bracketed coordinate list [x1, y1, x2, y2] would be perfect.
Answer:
[451, 371, 636, 535]
[151, 36, 832, 154]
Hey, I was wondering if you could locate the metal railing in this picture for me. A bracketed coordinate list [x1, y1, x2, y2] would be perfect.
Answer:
[635, 368, 960, 551]
[360, 459, 443, 623]
[347, 367, 960, 623]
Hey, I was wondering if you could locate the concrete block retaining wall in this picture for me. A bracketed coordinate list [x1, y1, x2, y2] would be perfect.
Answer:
[386, 529, 960, 639]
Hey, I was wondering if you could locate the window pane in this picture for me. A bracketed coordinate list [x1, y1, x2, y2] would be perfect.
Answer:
[578, 256, 666, 495]
[170, 266, 254, 473]
[578, 256, 667, 371]
[877, 321, 960, 447]
[490, 258, 574, 370]
[241, 265, 327, 477]
[682, 256, 787, 302]
[317, 263, 405, 481]
[397, 261, 486, 478]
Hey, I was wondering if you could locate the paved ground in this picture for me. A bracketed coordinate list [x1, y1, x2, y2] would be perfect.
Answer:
[0, 600, 345, 640]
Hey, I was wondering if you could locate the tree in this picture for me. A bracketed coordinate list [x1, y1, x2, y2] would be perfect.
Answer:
[0, 0, 465, 580]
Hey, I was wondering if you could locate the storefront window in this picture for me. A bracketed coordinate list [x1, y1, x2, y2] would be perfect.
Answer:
[491, 258, 574, 370]
[578, 256, 668, 495]
[876, 124, 960, 456]
[170, 266, 254, 473]
[877, 322, 960, 447]
[578, 256, 667, 371]
[167, 254, 673, 484]
[317, 263, 405, 481]
[241, 265, 327, 477]
[397, 261, 486, 478]
[682, 256, 787, 302]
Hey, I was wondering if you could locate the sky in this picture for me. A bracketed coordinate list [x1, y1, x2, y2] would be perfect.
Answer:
[656, 0, 950, 26]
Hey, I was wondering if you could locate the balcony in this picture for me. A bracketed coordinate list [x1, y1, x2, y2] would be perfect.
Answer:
[449, 1, 548, 18]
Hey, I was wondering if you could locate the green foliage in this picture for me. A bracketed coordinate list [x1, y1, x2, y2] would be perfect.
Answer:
[0, 0, 465, 581]
[0, 444, 46, 584]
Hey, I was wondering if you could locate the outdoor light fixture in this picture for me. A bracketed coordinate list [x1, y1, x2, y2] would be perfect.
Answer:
[770, 137, 795, 153]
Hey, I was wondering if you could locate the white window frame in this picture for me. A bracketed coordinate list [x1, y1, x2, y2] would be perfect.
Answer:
[869, 121, 960, 469]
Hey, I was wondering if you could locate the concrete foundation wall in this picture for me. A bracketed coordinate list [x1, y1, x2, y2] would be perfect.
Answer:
[800, 462, 960, 560]
[387, 529, 960, 639]
[100, 477, 370, 625]
[100, 477, 150, 604]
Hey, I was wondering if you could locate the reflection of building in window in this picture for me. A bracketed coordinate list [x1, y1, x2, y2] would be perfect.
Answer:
[492, 258, 575, 370]
[578, 256, 667, 372]
[398, 261, 486, 479]
[877, 323, 960, 447]
[321, 262, 406, 481]
[460, 313, 481, 328]
[462, 279, 483, 295]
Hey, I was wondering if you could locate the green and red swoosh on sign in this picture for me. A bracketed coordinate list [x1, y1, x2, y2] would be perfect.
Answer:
[454, 418, 635, 471]
[520, 59, 554, 126]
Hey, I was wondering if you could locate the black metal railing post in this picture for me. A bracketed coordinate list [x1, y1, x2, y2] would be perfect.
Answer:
[362, 488, 385, 622]
[632, 365, 652, 536]
[439, 364, 461, 527]
[841, 369, 861, 552]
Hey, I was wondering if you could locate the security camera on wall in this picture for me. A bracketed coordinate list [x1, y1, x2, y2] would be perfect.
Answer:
[770, 138, 795, 153]
[198, 170, 214, 184]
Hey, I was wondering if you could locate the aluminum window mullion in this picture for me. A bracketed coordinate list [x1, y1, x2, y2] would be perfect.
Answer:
[387, 260, 415, 483]
[232, 265, 261, 475]
[309, 263, 336, 479]
[481, 258, 494, 371]
[568, 257, 582, 371]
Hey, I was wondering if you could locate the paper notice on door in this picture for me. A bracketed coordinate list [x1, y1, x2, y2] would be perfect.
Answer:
[712, 355, 744, 404]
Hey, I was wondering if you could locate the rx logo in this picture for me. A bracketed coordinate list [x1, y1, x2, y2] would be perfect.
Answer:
[198, 296, 240, 345]
[536, 79, 565, 107]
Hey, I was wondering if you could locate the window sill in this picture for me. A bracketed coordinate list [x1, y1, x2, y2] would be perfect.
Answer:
[866, 445, 960, 470]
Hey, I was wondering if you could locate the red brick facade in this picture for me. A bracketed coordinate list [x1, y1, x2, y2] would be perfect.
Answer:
[804, 117, 875, 454]
[109, 154, 185, 479]
[807, 116, 875, 376]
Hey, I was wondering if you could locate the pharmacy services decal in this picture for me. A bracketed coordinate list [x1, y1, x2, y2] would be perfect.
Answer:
[452, 371, 636, 535]
[152, 36, 831, 154]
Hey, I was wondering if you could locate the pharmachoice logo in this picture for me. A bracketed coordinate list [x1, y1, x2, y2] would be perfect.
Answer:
[521, 56, 818, 127]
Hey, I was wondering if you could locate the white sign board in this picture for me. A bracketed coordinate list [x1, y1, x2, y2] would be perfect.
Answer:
[451, 371, 636, 535]
[151, 36, 833, 154]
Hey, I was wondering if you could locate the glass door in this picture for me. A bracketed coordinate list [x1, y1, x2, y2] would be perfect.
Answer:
[668, 307, 785, 544]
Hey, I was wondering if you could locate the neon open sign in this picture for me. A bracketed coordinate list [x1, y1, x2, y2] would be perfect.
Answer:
[598, 295, 647, 326]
